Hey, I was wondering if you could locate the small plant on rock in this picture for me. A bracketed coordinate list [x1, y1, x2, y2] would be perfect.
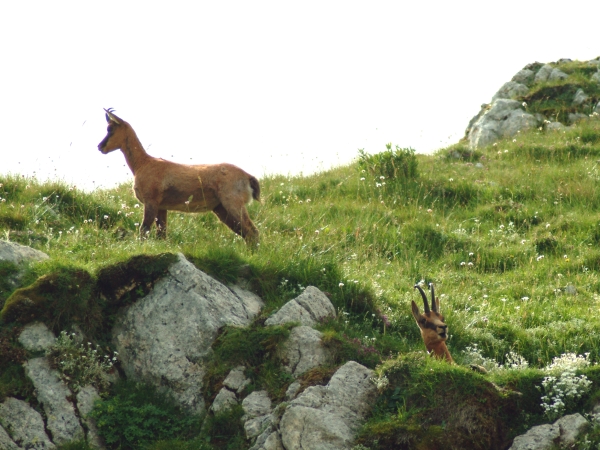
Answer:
[46, 330, 117, 393]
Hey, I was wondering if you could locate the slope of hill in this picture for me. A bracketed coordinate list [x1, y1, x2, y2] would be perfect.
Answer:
[3, 107, 600, 447]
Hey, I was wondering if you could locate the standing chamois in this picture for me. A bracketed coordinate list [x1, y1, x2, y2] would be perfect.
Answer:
[98, 109, 260, 244]
[412, 283, 454, 363]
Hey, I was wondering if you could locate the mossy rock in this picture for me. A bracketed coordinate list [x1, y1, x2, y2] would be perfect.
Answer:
[0, 267, 98, 333]
[358, 353, 521, 450]
[96, 253, 178, 305]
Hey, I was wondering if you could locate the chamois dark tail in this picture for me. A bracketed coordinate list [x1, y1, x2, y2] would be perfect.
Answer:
[249, 176, 261, 203]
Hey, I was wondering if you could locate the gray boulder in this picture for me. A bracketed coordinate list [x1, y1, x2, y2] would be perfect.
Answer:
[279, 326, 333, 377]
[509, 413, 588, 449]
[534, 64, 554, 83]
[535, 64, 569, 83]
[211, 388, 238, 414]
[0, 240, 49, 294]
[0, 240, 48, 266]
[76, 385, 105, 449]
[278, 361, 377, 450]
[23, 357, 85, 445]
[0, 424, 20, 450]
[265, 286, 335, 326]
[242, 390, 272, 420]
[0, 397, 55, 449]
[18, 322, 56, 352]
[111, 253, 263, 414]
[492, 81, 528, 101]
[468, 99, 539, 149]
[573, 88, 589, 105]
[512, 69, 535, 85]
[223, 365, 250, 394]
[592, 72, 600, 83]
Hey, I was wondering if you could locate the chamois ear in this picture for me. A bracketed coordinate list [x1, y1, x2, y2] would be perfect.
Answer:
[104, 108, 121, 124]
[411, 300, 421, 322]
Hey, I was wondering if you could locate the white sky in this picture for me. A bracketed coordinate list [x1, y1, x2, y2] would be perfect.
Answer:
[0, 1, 598, 190]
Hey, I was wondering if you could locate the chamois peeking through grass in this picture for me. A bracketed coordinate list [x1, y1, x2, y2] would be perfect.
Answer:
[97, 109, 260, 244]
[412, 283, 454, 363]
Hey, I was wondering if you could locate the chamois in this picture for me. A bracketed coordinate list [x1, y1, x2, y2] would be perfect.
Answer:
[97, 109, 260, 244]
[412, 283, 454, 363]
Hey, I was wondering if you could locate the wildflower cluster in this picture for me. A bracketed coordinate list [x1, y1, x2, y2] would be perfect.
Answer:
[46, 331, 118, 393]
[539, 353, 593, 421]
[460, 344, 528, 373]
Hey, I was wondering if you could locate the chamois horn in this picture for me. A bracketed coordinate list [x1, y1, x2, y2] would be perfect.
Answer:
[104, 108, 120, 124]
[430, 283, 437, 312]
[414, 284, 430, 314]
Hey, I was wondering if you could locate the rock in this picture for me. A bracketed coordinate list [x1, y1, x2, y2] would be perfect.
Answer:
[111, 253, 263, 414]
[555, 413, 588, 447]
[509, 413, 589, 449]
[245, 414, 271, 439]
[592, 72, 600, 83]
[573, 88, 589, 105]
[569, 113, 588, 124]
[0, 424, 20, 450]
[0, 241, 49, 295]
[223, 366, 250, 393]
[546, 122, 566, 131]
[564, 285, 577, 295]
[509, 423, 559, 449]
[0, 397, 55, 449]
[279, 326, 333, 377]
[76, 385, 105, 449]
[595, 101, 600, 114]
[23, 357, 85, 445]
[210, 388, 238, 414]
[512, 69, 535, 85]
[285, 381, 302, 400]
[250, 425, 284, 450]
[549, 68, 568, 81]
[18, 322, 56, 352]
[534, 64, 554, 83]
[492, 81, 529, 101]
[242, 390, 272, 420]
[467, 99, 538, 149]
[278, 361, 378, 450]
[265, 286, 335, 326]
[0, 240, 49, 266]
[228, 284, 264, 319]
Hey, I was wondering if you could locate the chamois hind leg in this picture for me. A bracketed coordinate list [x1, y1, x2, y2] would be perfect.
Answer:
[140, 203, 158, 238]
[213, 203, 259, 245]
[156, 209, 168, 239]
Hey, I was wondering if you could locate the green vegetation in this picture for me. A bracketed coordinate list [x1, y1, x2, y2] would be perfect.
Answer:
[3, 60, 600, 446]
[90, 380, 200, 450]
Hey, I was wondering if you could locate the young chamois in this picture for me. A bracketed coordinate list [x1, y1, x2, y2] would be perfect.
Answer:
[412, 283, 454, 363]
[98, 109, 260, 244]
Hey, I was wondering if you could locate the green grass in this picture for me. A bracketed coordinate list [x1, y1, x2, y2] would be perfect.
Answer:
[3, 113, 600, 447]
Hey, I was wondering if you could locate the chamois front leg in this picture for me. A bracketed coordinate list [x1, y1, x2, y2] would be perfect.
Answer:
[156, 209, 168, 239]
[140, 203, 158, 239]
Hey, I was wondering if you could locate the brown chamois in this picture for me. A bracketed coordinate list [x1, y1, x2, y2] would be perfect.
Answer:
[411, 283, 454, 363]
[98, 109, 260, 244]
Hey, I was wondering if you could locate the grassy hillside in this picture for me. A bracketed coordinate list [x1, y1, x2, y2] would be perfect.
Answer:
[3, 116, 600, 448]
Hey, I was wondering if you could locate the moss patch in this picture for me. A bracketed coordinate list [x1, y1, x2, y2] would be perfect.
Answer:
[358, 353, 521, 450]
[0, 267, 98, 334]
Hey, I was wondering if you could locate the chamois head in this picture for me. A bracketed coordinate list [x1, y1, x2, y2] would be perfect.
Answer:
[412, 283, 453, 363]
[98, 108, 131, 154]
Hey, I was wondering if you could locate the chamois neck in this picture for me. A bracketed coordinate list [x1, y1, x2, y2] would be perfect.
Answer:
[427, 342, 454, 363]
[120, 131, 151, 175]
